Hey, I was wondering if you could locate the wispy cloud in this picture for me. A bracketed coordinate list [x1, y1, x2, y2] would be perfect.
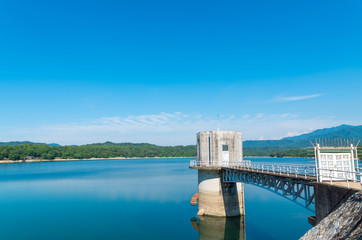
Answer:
[0, 111, 350, 146]
[278, 131, 311, 139]
[28, 112, 217, 145]
[255, 113, 265, 119]
[97, 112, 180, 126]
[273, 94, 323, 102]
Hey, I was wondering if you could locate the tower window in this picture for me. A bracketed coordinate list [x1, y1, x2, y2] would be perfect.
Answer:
[222, 145, 228, 151]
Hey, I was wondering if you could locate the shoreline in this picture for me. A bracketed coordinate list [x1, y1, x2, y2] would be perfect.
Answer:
[0, 155, 317, 164]
[244, 156, 313, 159]
[0, 156, 196, 164]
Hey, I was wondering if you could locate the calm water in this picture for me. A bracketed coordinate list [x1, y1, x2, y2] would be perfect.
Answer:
[0, 158, 313, 240]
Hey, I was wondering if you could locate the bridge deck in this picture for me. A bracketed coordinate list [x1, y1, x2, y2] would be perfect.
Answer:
[190, 165, 361, 190]
[226, 166, 316, 181]
[190, 160, 362, 190]
[190, 165, 316, 181]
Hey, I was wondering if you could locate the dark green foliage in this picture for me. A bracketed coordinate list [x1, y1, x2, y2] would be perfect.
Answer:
[243, 147, 284, 156]
[0, 142, 197, 161]
[270, 149, 313, 158]
[244, 147, 313, 158]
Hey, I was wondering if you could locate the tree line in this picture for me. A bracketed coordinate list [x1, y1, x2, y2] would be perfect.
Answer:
[244, 146, 362, 159]
[0, 142, 197, 160]
[244, 147, 313, 158]
[0, 143, 360, 161]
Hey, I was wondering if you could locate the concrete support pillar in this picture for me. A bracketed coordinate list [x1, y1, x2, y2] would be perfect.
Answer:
[314, 182, 359, 223]
[197, 170, 245, 217]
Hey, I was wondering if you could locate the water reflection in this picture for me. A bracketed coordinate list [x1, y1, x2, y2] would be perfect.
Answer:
[191, 216, 246, 240]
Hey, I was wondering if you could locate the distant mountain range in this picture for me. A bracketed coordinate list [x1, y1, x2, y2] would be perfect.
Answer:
[0, 141, 60, 146]
[243, 124, 362, 149]
[1, 124, 361, 150]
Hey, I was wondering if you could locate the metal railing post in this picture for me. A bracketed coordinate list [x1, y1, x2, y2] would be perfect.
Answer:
[347, 172, 349, 188]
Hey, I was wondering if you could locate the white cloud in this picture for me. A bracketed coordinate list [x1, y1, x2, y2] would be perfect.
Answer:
[97, 112, 177, 126]
[0, 112, 351, 146]
[273, 94, 322, 102]
[242, 114, 251, 119]
[279, 131, 310, 139]
[255, 113, 265, 119]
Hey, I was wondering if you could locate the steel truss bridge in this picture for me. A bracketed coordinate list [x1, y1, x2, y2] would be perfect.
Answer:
[223, 166, 316, 211]
[190, 160, 362, 212]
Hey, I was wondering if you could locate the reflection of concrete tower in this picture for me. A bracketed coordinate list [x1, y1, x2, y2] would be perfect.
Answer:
[191, 131, 245, 217]
[197, 216, 246, 240]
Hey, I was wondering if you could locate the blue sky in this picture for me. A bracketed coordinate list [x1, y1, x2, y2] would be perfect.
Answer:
[0, 0, 362, 145]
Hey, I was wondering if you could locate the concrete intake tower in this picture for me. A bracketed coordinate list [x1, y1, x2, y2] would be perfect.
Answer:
[191, 131, 245, 217]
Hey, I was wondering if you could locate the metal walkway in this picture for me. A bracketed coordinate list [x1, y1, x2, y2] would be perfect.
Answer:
[190, 160, 362, 212]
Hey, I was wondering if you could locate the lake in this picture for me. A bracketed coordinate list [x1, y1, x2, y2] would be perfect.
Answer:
[0, 157, 314, 240]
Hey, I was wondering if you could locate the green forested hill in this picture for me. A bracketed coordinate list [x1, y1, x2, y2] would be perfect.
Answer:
[0, 142, 196, 160]
[1, 125, 361, 160]
[243, 124, 362, 149]
[243, 124, 362, 157]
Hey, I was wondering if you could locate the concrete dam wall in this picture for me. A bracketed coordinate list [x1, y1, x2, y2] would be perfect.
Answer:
[300, 192, 362, 240]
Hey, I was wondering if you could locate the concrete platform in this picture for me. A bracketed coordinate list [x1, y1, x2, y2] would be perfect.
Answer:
[190, 166, 222, 171]
[320, 181, 362, 191]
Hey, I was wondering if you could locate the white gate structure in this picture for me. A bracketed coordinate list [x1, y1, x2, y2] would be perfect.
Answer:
[313, 139, 360, 182]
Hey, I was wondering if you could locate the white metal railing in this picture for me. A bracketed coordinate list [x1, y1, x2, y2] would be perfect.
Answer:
[317, 168, 362, 188]
[189, 160, 252, 168]
[190, 160, 362, 188]
[190, 160, 316, 178]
